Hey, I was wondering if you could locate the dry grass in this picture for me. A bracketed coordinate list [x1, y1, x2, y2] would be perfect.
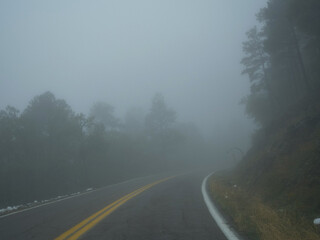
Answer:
[209, 177, 320, 240]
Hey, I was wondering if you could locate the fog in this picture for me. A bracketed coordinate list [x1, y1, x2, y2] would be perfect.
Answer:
[0, 1, 269, 206]
[0, 0, 266, 135]
[2, 2, 320, 239]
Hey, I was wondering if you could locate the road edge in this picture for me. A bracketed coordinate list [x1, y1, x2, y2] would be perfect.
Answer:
[201, 172, 241, 240]
[0, 173, 169, 219]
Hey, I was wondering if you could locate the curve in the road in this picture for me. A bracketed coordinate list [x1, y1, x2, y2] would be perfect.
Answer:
[202, 173, 240, 240]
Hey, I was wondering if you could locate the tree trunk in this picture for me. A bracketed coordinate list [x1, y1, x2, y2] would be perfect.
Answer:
[291, 25, 311, 91]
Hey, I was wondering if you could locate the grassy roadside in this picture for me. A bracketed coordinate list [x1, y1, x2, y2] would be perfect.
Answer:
[208, 174, 319, 240]
[206, 98, 320, 239]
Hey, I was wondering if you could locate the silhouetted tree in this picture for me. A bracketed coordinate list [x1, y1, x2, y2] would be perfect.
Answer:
[145, 93, 176, 135]
[241, 0, 320, 127]
[89, 102, 119, 131]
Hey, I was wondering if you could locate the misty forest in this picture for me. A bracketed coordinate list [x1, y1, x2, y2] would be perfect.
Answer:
[0, 91, 212, 206]
[1, 0, 320, 239]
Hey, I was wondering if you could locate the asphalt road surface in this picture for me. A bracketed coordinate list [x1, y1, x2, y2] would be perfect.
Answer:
[0, 171, 227, 240]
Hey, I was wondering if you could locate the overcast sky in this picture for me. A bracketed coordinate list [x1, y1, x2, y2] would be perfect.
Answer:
[0, 0, 267, 137]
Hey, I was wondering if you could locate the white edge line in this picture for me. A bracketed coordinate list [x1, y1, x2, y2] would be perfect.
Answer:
[201, 172, 240, 240]
[0, 191, 92, 219]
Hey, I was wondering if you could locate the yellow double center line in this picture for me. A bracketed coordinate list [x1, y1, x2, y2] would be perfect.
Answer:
[55, 176, 173, 240]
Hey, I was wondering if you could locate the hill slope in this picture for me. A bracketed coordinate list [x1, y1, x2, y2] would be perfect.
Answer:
[209, 96, 320, 239]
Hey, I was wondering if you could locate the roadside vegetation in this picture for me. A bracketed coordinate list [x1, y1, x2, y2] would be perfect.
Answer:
[209, 174, 319, 240]
[209, 0, 320, 239]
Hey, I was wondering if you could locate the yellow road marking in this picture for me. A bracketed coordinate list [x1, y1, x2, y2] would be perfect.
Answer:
[54, 185, 150, 240]
[55, 177, 173, 240]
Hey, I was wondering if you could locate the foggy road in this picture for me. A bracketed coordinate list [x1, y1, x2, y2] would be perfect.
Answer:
[0, 172, 227, 240]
